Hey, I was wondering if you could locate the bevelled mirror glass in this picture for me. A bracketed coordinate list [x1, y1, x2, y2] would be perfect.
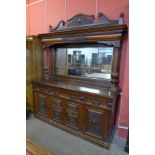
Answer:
[54, 46, 113, 79]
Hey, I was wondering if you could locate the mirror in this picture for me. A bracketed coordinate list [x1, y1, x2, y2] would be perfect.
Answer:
[55, 47, 113, 79]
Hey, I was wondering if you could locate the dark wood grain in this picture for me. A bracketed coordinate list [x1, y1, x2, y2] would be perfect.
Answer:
[30, 12, 127, 149]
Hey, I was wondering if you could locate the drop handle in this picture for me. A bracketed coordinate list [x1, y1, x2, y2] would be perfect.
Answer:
[69, 95, 76, 100]
[80, 97, 85, 102]
[51, 91, 59, 96]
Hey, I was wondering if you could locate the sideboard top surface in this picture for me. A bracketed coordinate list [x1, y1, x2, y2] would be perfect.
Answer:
[32, 80, 118, 99]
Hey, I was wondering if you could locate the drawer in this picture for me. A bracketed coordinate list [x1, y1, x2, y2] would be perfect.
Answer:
[87, 95, 112, 107]
[49, 89, 60, 97]
[67, 103, 79, 112]
[52, 98, 63, 109]
[33, 86, 49, 94]
[67, 91, 86, 102]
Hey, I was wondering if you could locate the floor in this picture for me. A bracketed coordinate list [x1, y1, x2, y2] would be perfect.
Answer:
[26, 115, 128, 155]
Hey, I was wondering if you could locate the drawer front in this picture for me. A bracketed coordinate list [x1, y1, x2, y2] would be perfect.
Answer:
[67, 103, 79, 112]
[87, 95, 112, 108]
[67, 91, 86, 102]
[53, 98, 63, 109]
[33, 85, 49, 94]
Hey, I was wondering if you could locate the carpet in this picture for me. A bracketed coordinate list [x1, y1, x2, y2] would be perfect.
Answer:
[26, 138, 55, 155]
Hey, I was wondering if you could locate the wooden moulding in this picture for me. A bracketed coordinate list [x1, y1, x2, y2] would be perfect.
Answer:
[41, 33, 122, 44]
[39, 24, 126, 39]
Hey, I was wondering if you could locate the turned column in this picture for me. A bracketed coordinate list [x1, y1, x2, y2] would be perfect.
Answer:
[43, 45, 49, 81]
[111, 47, 120, 90]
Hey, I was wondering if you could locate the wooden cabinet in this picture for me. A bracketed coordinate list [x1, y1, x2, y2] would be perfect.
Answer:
[26, 36, 43, 112]
[32, 81, 117, 148]
[30, 12, 127, 149]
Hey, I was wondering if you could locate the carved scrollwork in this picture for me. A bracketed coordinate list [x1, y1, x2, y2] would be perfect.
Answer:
[51, 12, 124, 31]
[87, 111, 101, 136]
[53, 100, 61, 107]
[53, 111, 61, 121]
[67, 104, 78, 112]
[38, 95, 47, 114]
[97, 12, 118, 25]
[66, 13, 94, 27]
[97, 41, 120, 47]
[52, 20, 65, 31]
[68, 115, 77, 127]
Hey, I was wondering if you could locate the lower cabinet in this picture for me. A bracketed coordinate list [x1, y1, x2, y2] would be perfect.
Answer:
[33, 89, 114, 148]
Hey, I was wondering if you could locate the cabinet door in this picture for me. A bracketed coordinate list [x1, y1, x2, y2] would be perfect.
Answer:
[34, 92, 50, 117]
[51, 97, 64, 124]
[64, 102, 81, 130]
[84, 106, 106, 140]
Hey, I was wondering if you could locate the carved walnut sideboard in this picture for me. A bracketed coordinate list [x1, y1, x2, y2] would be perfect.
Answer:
[31, 12, 127, 148]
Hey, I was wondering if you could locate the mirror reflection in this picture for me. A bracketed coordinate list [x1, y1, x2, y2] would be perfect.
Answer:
[55, 47, 113, 79]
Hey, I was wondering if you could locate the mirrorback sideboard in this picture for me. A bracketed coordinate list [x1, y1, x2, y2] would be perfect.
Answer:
[30, 12, 127, 149]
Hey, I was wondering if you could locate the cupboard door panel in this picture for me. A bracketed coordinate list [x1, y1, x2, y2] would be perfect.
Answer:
[38, 95, 47, 114]
[53, 109, 63, 123]
[51, 97, 64, 124]
[35, 92, 50, 117]
[66, 113, 79, 129]
[84, 107, 106, 140]
[64, 101, 82, 130]
[87, 110, 102, 137]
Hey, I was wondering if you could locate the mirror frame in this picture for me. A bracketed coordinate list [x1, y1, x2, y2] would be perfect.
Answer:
[52, 43, 114, 81]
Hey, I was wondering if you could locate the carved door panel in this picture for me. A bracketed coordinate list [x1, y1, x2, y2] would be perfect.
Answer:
[36, 92, 50, 117]
[66, 113, 79, 129]
[64, 102, 81, 130]
[84, 106, 106, 140]
[51, 97, 64, 124]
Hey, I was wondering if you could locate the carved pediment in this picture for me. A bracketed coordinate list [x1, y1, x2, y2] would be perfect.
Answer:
[50, 12, 124, 32]
[98, 13, 118, 25]
[66, 13, 94, 27]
